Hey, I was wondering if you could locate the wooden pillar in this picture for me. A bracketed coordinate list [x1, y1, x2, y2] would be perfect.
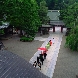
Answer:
[61, 26, 63, 33]
[12, 26, 13, 35]
[53, 26, 55, 32]
[40, 28, 43, 36]
[47, 28, 49, 32]
[4, 28, 7, 38]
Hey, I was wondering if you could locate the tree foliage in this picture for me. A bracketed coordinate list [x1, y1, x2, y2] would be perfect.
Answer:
[60, 2, 78, 51]
[39, 0, 50, 24]
[36, 0, 78, 10]
[60, 2, 78, 27]
[65, 26, 78, 51]
[0, 29, 5, 35]
[0, 0, 41, 38]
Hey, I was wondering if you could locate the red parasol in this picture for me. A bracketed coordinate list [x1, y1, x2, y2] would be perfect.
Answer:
[38, 47, 48, 52]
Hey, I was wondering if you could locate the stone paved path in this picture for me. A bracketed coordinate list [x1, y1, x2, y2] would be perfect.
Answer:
[34, 37, 47, 41]
[29, 27, 66, 78]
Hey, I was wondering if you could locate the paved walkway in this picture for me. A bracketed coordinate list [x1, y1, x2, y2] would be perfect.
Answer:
[34, 37, 47, 41]
[29, 27, 66, 78]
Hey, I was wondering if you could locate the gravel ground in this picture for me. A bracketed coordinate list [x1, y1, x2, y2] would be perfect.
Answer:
[53, 36, 78, 78]
[2, 33, 49, 61]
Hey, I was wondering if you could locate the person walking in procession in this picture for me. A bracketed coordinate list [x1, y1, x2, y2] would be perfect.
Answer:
[37, 56, 39, 64]
[39, 53, 44, 65]
[49, 40, 52, 46]
[33, 61, 37, 67]
[43, 52, 47, 59]
[38, 62, 41, 70]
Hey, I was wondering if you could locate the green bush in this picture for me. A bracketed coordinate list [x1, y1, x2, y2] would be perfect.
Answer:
[65, 26, 78, 51]
[0, 29, 5, 35]
[20, 36, 34, 42]
[0, 21, 2, 25]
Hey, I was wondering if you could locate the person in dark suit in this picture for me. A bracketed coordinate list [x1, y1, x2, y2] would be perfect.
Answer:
[38, 62, 41, 70]
[37, 56, 39, 64]
[39, 53, 44, 65]
[43, 50, 47, 59]
[33, 61, 37, 67]
[43, 52, 47, 59]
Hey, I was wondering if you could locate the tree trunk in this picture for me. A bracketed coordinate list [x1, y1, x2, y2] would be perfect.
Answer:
[12, 26, 13, 35]
[20, 29, 23, 36]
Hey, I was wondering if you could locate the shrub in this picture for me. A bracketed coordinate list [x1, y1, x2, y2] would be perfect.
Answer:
[20, 36, 34, 42]
[65, 26, 78, 51]
[0, 29, 5, 35]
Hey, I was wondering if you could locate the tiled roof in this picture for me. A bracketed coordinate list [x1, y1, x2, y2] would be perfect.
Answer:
[50, 20, 65, 25]
[47, 10, 60, 20]
[0, 50, 49, 78]
[0, 25, 8, 29]
[0, 22, 9, 29]
[42, 24, 51, 27]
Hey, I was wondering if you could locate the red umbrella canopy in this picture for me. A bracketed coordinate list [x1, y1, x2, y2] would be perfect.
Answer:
[38, 47, 48, 51]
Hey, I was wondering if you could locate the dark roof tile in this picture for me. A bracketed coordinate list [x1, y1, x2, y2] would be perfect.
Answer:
[0, 50, 49, 78]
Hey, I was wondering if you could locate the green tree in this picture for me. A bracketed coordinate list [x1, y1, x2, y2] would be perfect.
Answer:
[60, 2, 78, 51]
[65, 25, 78, 51]
[36, 0, 42, 6]
[24, 0, 41, 37]
[36, 0, 78, 10]
[60, 2, 78, 27]
[0, 0, 41, 38]
[39, 0, 50, 24]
